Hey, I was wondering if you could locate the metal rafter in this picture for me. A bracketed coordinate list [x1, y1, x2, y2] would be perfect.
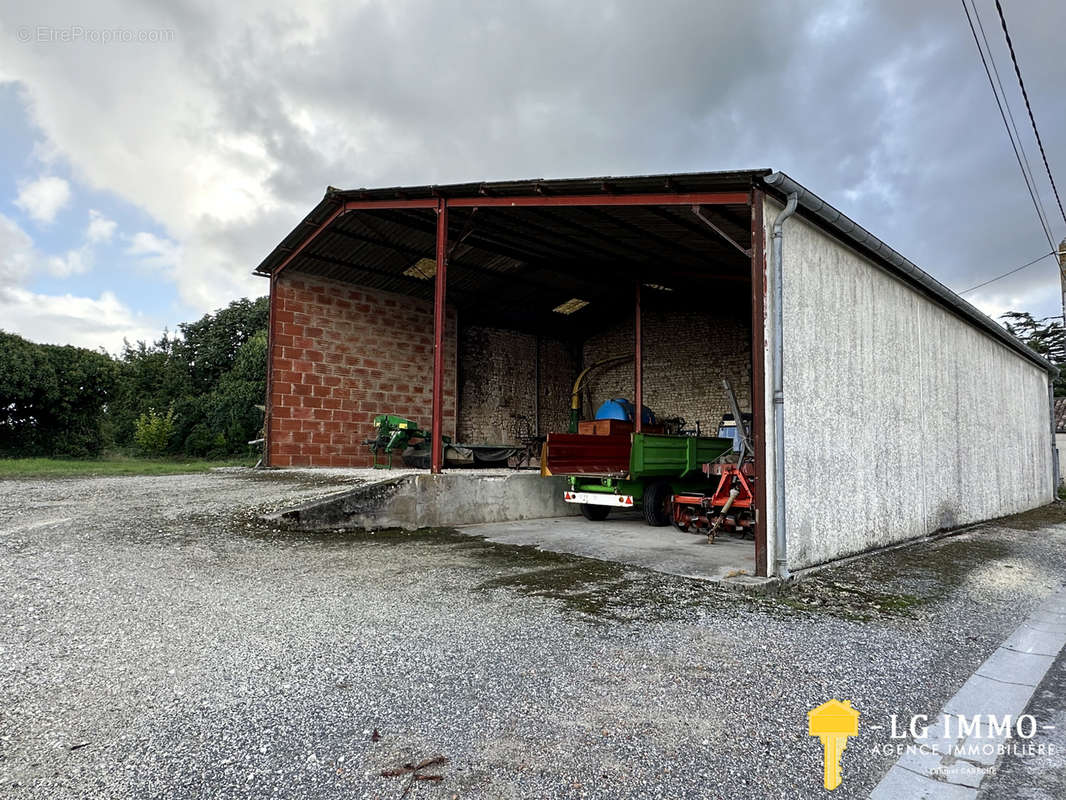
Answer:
[296, 251, 447, 295]
[520, 206, 665, 260]
[692, 205, 752, 258]
[574, 205, 717, 261]
[644, 205, 751, 254]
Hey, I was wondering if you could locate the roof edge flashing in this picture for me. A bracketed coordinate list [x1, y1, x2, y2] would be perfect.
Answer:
[763, 171, 1053, 373]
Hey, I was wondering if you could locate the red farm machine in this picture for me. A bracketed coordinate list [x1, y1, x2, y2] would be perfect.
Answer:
[671, 381, 756, 542]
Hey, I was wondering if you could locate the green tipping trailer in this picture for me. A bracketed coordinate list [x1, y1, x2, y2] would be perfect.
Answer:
[545, 432, 734, 525]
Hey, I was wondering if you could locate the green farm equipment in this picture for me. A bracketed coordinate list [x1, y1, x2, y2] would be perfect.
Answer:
[364, 413, 523, 469]
[545, 430, 734, 525]
[364, 414, 444, 469]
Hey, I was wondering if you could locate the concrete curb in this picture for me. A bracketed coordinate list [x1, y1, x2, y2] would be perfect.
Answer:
[870, 584, 1066, 799]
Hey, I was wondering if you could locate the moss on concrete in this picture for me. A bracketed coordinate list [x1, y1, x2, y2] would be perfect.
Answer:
[241, 500, 1066, 624]
[996, 502, 1066, 531]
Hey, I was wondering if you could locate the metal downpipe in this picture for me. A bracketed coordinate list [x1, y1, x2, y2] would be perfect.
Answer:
[1050, 375, 1061, 497]
[771, 192, 799, 579]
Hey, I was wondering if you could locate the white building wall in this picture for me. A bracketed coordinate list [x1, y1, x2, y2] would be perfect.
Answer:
[1058, 433, 1066, 485]
[764, 198, 1054, 570]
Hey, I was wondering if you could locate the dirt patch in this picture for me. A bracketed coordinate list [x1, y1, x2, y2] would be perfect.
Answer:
[996, 502, 1066, 531]
[759, 578, 925, 621]
[240, 519, 929, 624]
[233, 501, 1066, 626]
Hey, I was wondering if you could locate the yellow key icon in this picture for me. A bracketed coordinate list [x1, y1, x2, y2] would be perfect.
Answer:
[808, 699, 860, 790]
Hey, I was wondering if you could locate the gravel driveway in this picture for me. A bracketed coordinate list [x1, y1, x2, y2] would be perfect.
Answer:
[2, 470, 1064, 799]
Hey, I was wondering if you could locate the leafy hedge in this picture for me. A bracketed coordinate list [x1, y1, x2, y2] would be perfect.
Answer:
[0, 296, 268, 459]
[0, 332, 118, 457]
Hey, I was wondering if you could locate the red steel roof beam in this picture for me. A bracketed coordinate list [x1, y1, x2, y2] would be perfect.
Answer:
[268, 192, 749, 279]
[446, 191, 751, 208]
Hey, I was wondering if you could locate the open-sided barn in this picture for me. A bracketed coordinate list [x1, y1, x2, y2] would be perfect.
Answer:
[254, 170, 1057, 577]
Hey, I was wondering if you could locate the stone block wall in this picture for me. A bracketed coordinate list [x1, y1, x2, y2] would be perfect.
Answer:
[581, 307, 752, 432]
[457, 327, 575, 444]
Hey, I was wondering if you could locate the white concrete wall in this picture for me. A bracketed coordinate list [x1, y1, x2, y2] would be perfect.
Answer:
[763, 197, 1054, 570]
[1057, 433, 1066, 486]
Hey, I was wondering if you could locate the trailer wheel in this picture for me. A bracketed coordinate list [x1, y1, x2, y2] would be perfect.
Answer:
[643, 480, 673, 527]
[580, 503, 610, 521]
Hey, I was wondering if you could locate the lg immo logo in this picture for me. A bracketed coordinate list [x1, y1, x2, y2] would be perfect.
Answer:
[873, 713, 1054, 758]
[808, 700, 860, 790]
[808, 701, 1057, 792]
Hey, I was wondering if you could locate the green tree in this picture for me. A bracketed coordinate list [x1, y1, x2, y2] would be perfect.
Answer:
[183, 423, 215, 458]
[109, 331, 190, 449]
[1002, 312, 1066, 394]
[134, 406, 176, 456]
[175, 297, 268, 395]
[2, 295, 268, 460]
[0, 331, 117, 457]
[203, 330, 268, 454]
[108, 297, 268, 455]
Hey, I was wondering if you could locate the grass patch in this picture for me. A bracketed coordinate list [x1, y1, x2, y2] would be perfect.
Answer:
[0, 455, 258, 479]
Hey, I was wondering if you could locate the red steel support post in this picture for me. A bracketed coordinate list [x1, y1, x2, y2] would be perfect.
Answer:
[431, 198, 449, 474]
[634, 281, 643, 434]
[263, 272, 278, 467]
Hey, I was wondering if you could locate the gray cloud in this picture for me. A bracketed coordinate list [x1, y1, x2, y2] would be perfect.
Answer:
[3, 0, 1064, 323]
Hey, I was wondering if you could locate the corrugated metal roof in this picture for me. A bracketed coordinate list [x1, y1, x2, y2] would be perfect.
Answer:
[254, 169, 766, 277]
[251, 167, 1052, 371]
[254, 169, 763, 334]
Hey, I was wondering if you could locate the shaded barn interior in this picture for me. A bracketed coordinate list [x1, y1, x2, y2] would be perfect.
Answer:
[257, 172, 763, 467]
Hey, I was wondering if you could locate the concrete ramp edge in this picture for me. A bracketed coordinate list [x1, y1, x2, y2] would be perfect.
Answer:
[263, 473, 579, 530]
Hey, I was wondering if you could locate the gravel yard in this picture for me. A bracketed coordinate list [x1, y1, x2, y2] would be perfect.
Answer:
[2, 469, 1065, 799]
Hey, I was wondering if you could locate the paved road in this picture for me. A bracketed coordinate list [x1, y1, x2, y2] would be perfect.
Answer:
[978, 647, 1066, 799]
[1, 470, 1065, 799]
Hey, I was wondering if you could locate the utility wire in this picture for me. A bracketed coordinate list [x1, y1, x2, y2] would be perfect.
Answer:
[961, 0, 1055, 250]
[995, 0, 1066, 228]
[972, 2, 1052, 237]
[958, 250, 1055, 294]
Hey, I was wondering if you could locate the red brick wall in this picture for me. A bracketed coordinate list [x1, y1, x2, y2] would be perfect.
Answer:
[266, 272, 456, 467]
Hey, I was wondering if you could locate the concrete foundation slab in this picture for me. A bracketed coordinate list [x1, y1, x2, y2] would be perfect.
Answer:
[264, 471, 578, 530]
[260, 469, 759, 583]
[460, 512, 757, 582]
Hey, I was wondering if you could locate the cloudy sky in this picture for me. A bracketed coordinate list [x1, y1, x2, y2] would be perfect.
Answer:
[0, 0, 1063, 352]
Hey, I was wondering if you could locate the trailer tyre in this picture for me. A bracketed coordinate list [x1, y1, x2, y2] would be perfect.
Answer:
[580, 503, 610, 521]
[643, 480, 674, 527]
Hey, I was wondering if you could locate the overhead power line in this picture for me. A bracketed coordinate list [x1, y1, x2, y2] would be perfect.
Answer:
[972, 2, 1052, 237]
[958, 250, 1055, 294]
[961, 0, 1055, 250]
[995, 0, 1066, 228]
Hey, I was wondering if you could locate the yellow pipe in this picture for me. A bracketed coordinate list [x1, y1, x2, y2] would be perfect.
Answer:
[571, 354, 626, 422]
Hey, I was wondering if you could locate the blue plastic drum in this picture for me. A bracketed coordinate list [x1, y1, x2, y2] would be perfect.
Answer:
[594, 398, 656, 426]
